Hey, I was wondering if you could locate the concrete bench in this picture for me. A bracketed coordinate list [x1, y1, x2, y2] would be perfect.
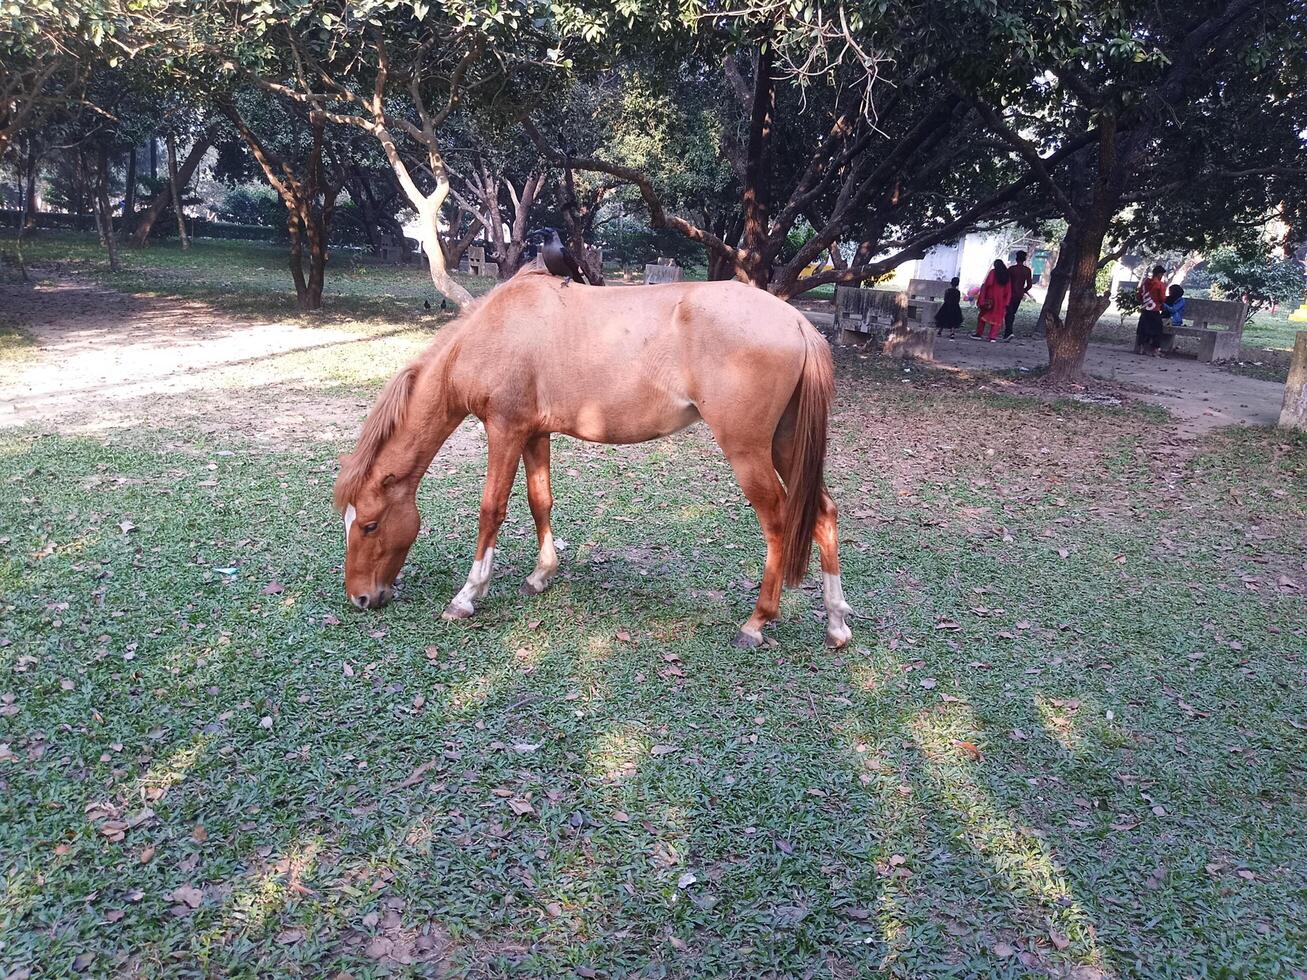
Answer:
[645, 261, 683, 284]
[1163, 297, 1247, 362]
[377, 235, 412, 264]
[834, 285, 937, 360]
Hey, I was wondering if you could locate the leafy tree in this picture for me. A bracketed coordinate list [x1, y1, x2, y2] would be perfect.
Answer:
[528, 4, 1069, 297]
[978, 0, 1307, 380]
[218, 90, 353, 311]
[1191, 245, 1307, 311]
[203, 0, 581, 306]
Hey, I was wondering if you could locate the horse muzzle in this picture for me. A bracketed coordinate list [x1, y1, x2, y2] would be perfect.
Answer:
[350, 585, 394, 610]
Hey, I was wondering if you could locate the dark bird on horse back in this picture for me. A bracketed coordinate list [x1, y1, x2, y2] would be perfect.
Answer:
[540, 228, 601, 286]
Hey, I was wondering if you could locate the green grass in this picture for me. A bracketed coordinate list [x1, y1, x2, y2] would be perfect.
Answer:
[1242, 307, 1305, 352]
[8, 230, 497, 321]
[1, 329, 1305, 976]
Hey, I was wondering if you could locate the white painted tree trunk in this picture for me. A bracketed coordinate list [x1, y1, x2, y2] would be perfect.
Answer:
[374, 124, 472, 308]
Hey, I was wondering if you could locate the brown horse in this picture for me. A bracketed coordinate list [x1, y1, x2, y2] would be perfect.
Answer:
[333, 269, 853, 648]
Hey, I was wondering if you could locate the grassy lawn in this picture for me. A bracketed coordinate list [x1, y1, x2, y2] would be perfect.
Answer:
[1243, 308, 1305, 353]
[3, 306, 1306, 977]
[6, 230, 497, 321]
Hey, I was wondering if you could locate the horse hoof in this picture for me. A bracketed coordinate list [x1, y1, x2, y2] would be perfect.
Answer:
[732, 629, 764, 649]
[441, 603, 474, 621]
[825, 625, 853, 649]
[519, 577, 551, 596]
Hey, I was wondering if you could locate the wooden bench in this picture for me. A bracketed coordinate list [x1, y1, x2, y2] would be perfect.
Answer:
[834, 285, 937, 360]
[1123, 282, 1247, 362]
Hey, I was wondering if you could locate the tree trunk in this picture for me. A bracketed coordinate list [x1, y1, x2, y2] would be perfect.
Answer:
[441, 206, 482, 270]
[19, 141, 38, 239]
[1037, 234, 1076, 335]
[166, 133, 189, 250]
[94, 144, 120, 272]
[131, 128, 215, 246]
[739, 44, 776, 288]
[1044, 207, 1113, 383]
[303, 186, 339, 312]
[122, 147, 137, 236]
[559, 167, 603, 284]
[496, 171, 543, 279]
[287, 208, 310, 309]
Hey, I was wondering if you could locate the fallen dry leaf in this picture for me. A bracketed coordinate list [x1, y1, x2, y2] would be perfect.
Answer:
[955, 740, 983, 762]
[171, 884, 203, 909]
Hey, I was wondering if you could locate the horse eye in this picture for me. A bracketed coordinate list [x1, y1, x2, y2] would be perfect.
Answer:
[363, 522, 379, 535]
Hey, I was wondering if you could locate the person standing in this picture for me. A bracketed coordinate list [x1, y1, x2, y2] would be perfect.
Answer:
[1135, 264, 1168, 356]
[973, 260, 1013, 342]
[1002, 250, 1034, 341]
[934, 276, 964, 339]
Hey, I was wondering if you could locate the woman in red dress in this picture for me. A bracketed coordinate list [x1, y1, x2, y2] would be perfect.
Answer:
[973, 260, 1013, 342]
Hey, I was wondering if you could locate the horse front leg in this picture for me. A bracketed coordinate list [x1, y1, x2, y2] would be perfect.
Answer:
[520, 434, 560, 596]
[442, 426, 526, 620]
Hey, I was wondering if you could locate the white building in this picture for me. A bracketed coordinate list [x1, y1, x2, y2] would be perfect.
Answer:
[883, 227, 1048, 294]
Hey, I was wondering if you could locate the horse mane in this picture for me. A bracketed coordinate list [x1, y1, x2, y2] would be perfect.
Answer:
[333, 364, 418, 512]
[333, 270, 551, 511]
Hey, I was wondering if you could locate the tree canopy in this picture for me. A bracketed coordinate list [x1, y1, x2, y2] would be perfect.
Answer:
[5, 0, 1304, 377]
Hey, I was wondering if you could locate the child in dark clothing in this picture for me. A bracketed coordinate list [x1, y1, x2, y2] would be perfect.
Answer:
[935, 276, 963, 339]
[1164, 285, 1186, 326]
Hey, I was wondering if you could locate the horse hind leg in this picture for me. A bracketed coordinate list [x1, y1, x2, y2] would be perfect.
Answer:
[520, 434, 559, 596]
[773, 429, 853, 648]
[722, 445, 787, 648]
[815, 487, 853, 648]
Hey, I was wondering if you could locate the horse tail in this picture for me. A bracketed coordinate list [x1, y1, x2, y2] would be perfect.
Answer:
[780, 321, 834, 586]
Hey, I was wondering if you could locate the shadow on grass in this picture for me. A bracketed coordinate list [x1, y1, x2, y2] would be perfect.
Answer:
[0, 379, 1303, 976]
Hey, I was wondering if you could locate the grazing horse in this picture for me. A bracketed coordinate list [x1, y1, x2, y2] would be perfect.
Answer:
[333, 269, 853, 648]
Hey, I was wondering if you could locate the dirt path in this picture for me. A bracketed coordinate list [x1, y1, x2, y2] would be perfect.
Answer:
[0, 278, 413, 443]
[806, 311, 1286, 436]
[2, 278, 1287, 442]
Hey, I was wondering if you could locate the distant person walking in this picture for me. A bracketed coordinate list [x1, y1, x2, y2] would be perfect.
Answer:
[935, 276, 964, 339]
[973, 260, 1013, 342]
[1002, 250, 1034, 341]
[1135, 264, 1167, 356]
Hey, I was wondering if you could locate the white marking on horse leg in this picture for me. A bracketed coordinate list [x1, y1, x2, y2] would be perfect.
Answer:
[524, 531, 559, 593]
[344, 504, 356, 546]
[823, 572, 854, 647]
[443, 547, 495, 619]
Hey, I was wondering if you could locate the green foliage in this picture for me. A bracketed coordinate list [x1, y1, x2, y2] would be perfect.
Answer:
[1116, 281, 1141, 317]
[213, 185, 283, 226]
[1190, 246, 1307, 312]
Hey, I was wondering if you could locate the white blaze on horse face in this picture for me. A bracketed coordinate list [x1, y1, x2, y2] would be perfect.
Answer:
[344, 504, 357, 547]
[822, 572, 854, 646]
[448, 546, 495, 616]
